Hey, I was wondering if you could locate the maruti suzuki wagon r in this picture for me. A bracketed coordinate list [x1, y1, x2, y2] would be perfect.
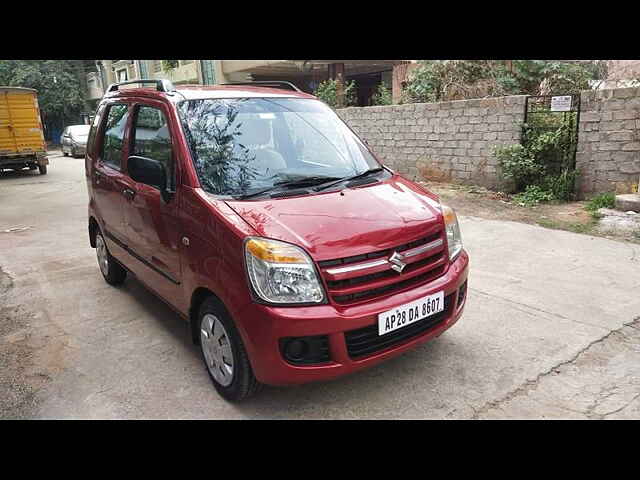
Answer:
[85, 79, 469, 401]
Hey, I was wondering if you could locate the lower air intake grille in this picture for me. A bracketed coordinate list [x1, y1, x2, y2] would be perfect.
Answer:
[344, 294, 453, 359]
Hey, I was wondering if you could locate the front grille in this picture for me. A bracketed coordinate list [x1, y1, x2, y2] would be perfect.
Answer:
[332, 265, 445, 304]
[344, 294, 453, 359]
[318, 235, 437, 269]
[319, 230, 447, 305]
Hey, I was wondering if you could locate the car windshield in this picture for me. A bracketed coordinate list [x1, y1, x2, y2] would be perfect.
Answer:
[177, 97, 381, 197]
[69, 125, 90, 138]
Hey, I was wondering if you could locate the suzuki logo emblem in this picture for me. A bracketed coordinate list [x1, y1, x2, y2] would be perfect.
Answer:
[388, 251, 407, 273]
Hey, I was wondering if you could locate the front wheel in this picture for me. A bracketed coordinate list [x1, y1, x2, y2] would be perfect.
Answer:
[198, 296, 262, 402]
[95, 230, 126, 285]
[38, 165, 47, 175]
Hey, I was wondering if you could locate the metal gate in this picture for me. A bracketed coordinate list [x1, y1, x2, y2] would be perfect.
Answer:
[523, 94, 580, 174]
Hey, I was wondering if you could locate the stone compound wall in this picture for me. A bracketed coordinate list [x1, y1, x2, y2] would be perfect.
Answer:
[337, 95, 527, 189]
[576, 87, 640, 196]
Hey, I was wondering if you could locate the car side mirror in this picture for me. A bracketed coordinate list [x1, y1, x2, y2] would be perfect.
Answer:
[128, 155, 167, 191]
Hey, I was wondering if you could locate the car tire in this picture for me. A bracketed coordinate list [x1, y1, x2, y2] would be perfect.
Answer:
[62, 149, 68, 157]
[95, 230, 127, 285]
[38, 165, 47, 175]
[198, 296, 262, 402]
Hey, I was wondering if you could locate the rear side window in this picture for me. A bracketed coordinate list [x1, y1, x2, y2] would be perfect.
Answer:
[101, 104, 130, 169]
[132, 106, 173, 187]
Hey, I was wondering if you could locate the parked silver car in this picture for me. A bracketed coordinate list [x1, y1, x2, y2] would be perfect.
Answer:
[61, 125, 91, 157]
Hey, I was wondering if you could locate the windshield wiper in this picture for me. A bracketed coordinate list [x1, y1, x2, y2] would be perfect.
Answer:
[273, 175, 342, 188]
[313, 167, 384, 192]
[235, 176, 342, 200]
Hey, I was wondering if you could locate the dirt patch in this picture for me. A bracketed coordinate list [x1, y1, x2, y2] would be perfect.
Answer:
[422, 181, 640, 244]
[0, 267, 60, 419]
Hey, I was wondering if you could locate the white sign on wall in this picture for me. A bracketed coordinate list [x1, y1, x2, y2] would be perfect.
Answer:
[550, 95, 572, 112]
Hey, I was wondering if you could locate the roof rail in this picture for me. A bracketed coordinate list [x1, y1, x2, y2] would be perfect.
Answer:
[106, 79, 176, 93]
[220, 81, 302, 93]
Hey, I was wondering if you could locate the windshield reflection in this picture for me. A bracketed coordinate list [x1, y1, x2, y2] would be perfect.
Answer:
[177, 98, 380, 197]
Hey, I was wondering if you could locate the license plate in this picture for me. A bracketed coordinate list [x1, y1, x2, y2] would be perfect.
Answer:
[378, 290, 445, 336]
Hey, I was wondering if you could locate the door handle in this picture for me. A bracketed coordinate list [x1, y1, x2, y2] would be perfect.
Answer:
[122, 188, 136, 200]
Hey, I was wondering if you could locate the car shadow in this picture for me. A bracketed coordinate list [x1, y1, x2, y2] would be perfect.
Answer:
[108, 270, 465, 418]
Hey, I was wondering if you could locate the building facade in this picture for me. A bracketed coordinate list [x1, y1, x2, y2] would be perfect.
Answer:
[88, 60, 407, 109]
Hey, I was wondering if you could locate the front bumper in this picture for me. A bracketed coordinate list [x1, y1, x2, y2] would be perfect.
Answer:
[70, 144, 86, 155]
[236, 250, 469, 386]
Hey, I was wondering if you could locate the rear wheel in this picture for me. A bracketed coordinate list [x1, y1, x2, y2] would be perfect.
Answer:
[198, 296, 262, 402]
[95, 230, 126, 285]
[62, 149, 68, 157]
[38, 165, 47, 175]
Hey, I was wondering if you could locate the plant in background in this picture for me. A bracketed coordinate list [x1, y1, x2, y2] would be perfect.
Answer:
[401, 60, 606, 103]
[161, 60, 179, 72]
[313, 79, 357, 108]
[492, 143, 544, 192]
[585, 192, 616, 217]
[543, 168, 578, 202]
[0, 59, 86, 138]
[371, 83, 392, 105]
[512, 185, 555, 207]
[493, 118, 579, 200]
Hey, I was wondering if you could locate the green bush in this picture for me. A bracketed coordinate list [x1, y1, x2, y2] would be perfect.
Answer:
[543, 169, 578, 202]
[492, 143, 544, 191]
[314, 79, 357, 108]
[586, 192, 615, 213]
[493, 121, 578, 199]
[512, 185, 555, 207]
[161, 60, 179, 72]
[371, 83, 392, 105]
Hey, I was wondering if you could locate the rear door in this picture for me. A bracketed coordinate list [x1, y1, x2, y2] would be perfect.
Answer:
[121, 101, 182, 302]
[91, 102, 132, 255]
[0, 88, 46, 156]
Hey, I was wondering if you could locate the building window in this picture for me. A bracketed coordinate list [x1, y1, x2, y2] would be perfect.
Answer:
[201, 60, 216, 85]
[116, 69, 128, 82]
[153, 60, 162, 73]
[138, 60, 149, 79]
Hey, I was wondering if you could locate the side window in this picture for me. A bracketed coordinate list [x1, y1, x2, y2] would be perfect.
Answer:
[132, 105, 173, 187]
[101, 104, 130, 170]
[86, 104, 106, 154]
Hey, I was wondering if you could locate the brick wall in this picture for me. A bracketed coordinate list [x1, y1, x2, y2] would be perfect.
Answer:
[576, 87, 640, 195]
[337, 95, 527, 188]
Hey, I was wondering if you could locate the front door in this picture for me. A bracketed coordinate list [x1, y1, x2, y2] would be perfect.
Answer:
[122, 102, 182, 303]
[92, 103, 132, 255]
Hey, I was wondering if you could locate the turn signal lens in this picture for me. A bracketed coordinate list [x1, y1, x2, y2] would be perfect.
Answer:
[246, 238, 308, 264]
[442, 204, 463, 261]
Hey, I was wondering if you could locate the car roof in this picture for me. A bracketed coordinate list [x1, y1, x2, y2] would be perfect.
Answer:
[105, 84, 317, 102]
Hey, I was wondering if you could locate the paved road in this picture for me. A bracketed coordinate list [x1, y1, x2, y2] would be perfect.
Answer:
[1, 153, 639, 419]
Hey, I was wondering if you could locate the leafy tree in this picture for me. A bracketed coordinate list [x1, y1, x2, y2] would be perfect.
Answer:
[402, 60, 607, 103]
[0, 60, 89, 139]
[371, 83, 393, 106]
[313, 79, 357, 108]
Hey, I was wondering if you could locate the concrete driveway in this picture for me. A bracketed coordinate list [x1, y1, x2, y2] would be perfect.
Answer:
[1, 153, 639, 419]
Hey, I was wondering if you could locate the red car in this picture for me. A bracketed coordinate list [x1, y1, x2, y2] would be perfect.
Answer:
[85, 79, 469, 401]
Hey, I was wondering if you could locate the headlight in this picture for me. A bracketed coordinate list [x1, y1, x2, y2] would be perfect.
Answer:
[442, 205, 463, 261]
[244, 237, 325, 304]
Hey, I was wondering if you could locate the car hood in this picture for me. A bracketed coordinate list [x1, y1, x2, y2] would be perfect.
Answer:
[225, 175, 443, 261]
